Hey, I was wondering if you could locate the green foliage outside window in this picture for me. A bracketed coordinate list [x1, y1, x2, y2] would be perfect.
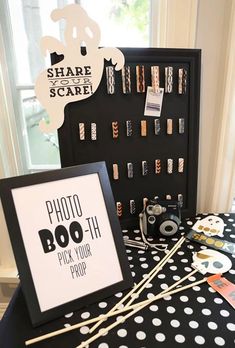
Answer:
[109, 0, 149, 43]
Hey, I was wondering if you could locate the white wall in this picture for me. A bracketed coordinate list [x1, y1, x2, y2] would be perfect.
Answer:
[195, 0, 234, 212]
[153, 0, 234, 213]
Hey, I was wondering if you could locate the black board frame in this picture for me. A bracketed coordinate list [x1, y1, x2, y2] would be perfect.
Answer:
[54, 48, 201, 229]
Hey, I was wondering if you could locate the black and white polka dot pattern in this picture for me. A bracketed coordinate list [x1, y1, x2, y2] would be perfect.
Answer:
[2, 215, 234, 348]
[54, 214, 235, 348]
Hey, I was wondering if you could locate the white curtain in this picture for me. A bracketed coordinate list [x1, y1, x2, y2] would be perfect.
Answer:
[153, 0, 235, 213]
[195, 0, 235, 213]
[206, 2, 235, 212]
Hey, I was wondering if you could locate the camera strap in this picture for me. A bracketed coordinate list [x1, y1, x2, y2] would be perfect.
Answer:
[139, 212, 168, 252]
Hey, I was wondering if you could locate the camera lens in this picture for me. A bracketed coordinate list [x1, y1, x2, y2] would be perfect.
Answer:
[158, 214, 180, 236]
[159, 220, 178, 236]
[165, 225, 174, 232]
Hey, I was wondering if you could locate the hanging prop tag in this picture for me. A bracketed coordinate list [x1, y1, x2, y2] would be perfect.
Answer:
[207, 274, 235, 309]
[144, 87, 164, 117]
[35, 4, 124, 133]
[191, 249, 232, 275]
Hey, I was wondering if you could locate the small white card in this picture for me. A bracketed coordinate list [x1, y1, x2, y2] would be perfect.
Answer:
[144, 87, 164, 117]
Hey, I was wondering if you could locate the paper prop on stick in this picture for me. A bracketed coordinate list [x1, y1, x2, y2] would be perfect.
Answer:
[192, 215, 224, 237]
[207, 274, 235, 309]
[35, 4, 124, 133]
[192, 249, 232, 275]
[186, 230, 235, 254]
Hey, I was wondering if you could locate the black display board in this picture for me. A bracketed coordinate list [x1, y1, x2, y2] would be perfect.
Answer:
[55, 48, 201, 229]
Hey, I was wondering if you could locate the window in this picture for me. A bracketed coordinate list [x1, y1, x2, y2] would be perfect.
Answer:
[2, 0, 150, 173]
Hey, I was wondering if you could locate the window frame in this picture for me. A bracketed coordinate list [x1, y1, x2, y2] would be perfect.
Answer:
[0, 0, 153, 175]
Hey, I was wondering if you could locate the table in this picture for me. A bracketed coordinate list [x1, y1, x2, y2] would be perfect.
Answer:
[0, 214, 235, 348]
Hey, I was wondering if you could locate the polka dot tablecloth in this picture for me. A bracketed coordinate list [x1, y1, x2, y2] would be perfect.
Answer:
[1, 214, 235, 348]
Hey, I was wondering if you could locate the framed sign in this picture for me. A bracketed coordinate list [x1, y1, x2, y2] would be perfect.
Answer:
[0, 162, 133, 326]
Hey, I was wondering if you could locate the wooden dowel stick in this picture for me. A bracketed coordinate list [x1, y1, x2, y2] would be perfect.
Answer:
[160, 268, 198, 295]
[25, 272, 202, 347]
[124, 236, 186, 308]
[89, 236, 185, 333]
[25, 236, 185, 346]
[24, 290, 168, 347]
[110, 268, 199, 315]
[25, 299, 151, 346]
[122, 269, 199, 315]
[25, 315, 106, 346]
[77, 277, 207, 348]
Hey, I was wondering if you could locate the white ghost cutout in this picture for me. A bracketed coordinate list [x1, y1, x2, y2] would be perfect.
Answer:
[35, 4, 125, 133]
[192, 215, 224, 237]
[192, 249, 232, 275]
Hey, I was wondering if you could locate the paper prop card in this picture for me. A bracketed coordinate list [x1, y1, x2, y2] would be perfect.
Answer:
[192, 215, 225, 237]
[0, 162, 133, 326]
[35, 4, 124, 133]
[192, 249, 232, 275]
[207, 274, 235, 309]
